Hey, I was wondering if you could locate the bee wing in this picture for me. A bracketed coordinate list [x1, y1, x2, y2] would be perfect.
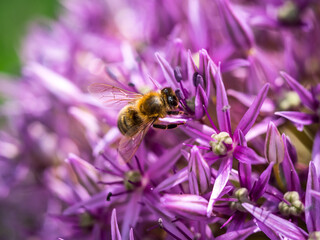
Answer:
[88, 83, 142, 108]
[118, 118, 156, 163]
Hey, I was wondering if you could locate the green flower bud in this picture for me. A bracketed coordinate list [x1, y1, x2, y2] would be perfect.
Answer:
[235, 188, 249, 202]
[279, 191, 304, 216]
[230, 188, 250, 212]
[284, 191, 300, 202]
[279, 201, 290, 216]
[210, 141, 227, 155]
[210, 132, 232, 155]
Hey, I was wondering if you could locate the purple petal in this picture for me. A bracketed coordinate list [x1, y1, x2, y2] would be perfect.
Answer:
[247, 52, 274, 94]
[188, 0, 208, 49]
[215, 63, 232, 134]
[206, 60, 215, 99]
[246, 117, 285, 141]
[234, 84, 269, 138]
[161, 194, 209, 220]
[242, 203, 307, 240]
[216, 0, 254, 51]
[156, 117, 188, 125]
[249, 13, 279, 29]
[215, 225, 258, 240]
[207, 157, 232, 217]
[154, 167, 188, 192]
[280, 71, 318, 111]
[168, 38, 185, 68]
[250, 162, 274, 201]
[312, 129, 320, 175]
[234, 145, 266, 165]
[207, 60, 217, 92]
[63, 190, 116, 215]
[305, 161, 320, 233]
[275, 111, 318, 126]
[221, 59, 250, 73]
[155, 52, 178, 89]
[199, 49, 209, 81]
[129, 229, 134, 240]
[282, 134, 301, 194]
[188, 146, 211, 195]
[111, 209, 122, 240]
[264, 122, 284, 164]
[238, 162, 252, 191]
[187, 50, 199, 93]
[236, 130, 252, 190]
[66, 153, 100, 193]
[227, 212, 247, 232]
[182, 120, 216, 145]
[144, 198, 194, 239]
[227, 89, 275, 114]
[310, 190, 320, 201]
[147, 143, 182, 177]
[195, 84, 209, 119]
[47, 177, 80, 204]
[121, 191, 142, 237]
[24, 63, 82, 103]
[284, 134, 298, 164]
[255, 218, 288, 240]
[69, 107, 100, 144]
[236, 129, 247, 146]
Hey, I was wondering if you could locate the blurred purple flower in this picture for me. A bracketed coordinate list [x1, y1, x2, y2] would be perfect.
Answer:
[0, 0, 320, 239]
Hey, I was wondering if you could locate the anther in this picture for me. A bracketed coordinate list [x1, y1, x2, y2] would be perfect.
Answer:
[192, 72, 200, 86]
[106, 192, 112, 201]
[175, 89, 184, 100]
[174, 67, 183, 82]
[106, 190, 130, 201]
[192, 72, 204, 87]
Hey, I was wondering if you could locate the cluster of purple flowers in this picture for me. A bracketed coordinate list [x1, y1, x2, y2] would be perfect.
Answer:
[0, 0, 320, 239]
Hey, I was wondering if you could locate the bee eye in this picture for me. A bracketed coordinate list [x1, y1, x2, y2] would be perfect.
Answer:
[162, 88, 169, 94]
[168, 96, 178, 107]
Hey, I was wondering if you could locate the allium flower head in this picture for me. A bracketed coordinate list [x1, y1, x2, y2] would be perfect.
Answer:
[1, 0, 320, 239]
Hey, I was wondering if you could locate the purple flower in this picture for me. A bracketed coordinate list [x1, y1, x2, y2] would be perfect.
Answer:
[111, 209, 135, 240]
[188, 146, 211, 195]
[0, 0, 320, 238]
[242, 202, 308, 240]
[275, 71, 319, 131]
[184, 67, 270, 216]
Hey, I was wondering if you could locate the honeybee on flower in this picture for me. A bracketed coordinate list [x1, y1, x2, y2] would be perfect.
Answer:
[88, 83, 186, 162]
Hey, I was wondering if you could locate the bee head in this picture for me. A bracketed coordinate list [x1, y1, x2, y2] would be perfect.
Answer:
[161, 87, 179, 109]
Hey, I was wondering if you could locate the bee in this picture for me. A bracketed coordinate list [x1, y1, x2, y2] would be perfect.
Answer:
[88, 83, 184, 162]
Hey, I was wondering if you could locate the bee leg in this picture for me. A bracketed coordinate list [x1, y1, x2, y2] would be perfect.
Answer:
[167, 110, 184, 115]
[153, 124, 169, 129]
[153, 122, 184, 130]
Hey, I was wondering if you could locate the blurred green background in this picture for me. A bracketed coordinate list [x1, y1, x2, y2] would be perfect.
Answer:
[0, 0, 59, 75]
